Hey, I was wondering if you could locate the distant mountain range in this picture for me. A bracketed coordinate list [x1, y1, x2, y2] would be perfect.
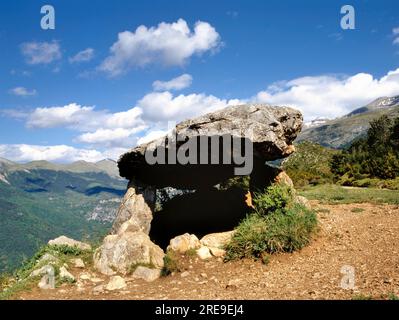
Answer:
[0, 158, 127, 273]
[298, 95, 399, 148]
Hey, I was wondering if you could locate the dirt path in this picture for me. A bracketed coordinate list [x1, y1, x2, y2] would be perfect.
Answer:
[18, 202, 399, 300]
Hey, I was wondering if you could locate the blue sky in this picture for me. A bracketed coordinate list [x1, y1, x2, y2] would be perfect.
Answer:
[1, 0, 399, 162]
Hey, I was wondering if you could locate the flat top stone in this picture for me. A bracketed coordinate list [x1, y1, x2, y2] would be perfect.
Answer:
[118, 104, 302, 188]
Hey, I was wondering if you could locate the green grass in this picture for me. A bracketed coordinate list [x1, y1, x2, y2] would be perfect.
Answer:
[225, 184, 318, 261]
[161, 251, 181, 276]
[352, 294, 373, 300]
[0, 244, 94, 300]
[388, 293, 399, 300]
[299, 184, 399, 205]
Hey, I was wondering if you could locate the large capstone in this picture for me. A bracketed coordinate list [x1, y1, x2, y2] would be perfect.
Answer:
[118, 104, 302, 189]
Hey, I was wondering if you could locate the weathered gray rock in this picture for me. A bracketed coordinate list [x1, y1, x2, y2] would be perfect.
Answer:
[132, 266, 161, 282]
[94, 231, 164, 276]
[30, 264, 54, 278]
[167, 233, 201, 253]
[59, 266, 75, 282]
[37, 253, 60, 265]
[118, 104, 302, 189]
[105, 276, 127, 291]
[111, 181, 155, 235]
[37, 266, 55, 290]
[48, 236, 91, 251]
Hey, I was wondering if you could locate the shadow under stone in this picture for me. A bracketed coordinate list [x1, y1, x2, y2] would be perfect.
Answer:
[149, 187, 250, 250]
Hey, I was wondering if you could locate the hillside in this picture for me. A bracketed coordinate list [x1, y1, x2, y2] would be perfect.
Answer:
[298, 96, 399, 149]
[0, 159, 126, 273]
[283, 141, 338, 187]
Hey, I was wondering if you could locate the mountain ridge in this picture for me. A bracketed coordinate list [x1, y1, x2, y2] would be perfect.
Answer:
[298, 95, 399, 148]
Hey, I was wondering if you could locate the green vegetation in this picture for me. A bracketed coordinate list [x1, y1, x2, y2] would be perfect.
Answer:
[0, 167, 126, 274]
[161, 251, 181, 276]
[299, 184, 399, 205]
[351, 208, 365, 213]
[388, 293, 399, 301]
[225, 184, 318, 261]
[298, 103, 399, 149]
[331, 115, 399, 183]
[128, 262, 156, 274]
[0, 244, 92, 300]
[283, 141, 338, 187]
[352, 294, 373, 300]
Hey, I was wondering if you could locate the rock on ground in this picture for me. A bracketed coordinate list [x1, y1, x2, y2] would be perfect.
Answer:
[167, 233, 201, 253]
[59, 266, 75, 282]
[200, 231, 234, 249]
[132, 266, 161, 282]
[197, 246, 212, 260]
[105, 276, 127, 291]
[94, 231, 164, 276]
[48, 236, 91, 251]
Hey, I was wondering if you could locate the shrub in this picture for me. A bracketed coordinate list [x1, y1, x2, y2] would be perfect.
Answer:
[161, 251, 181, 276]
[225, 204, 317, 261]
[253, 184, 294, 216]
[225, 184, 318, 261]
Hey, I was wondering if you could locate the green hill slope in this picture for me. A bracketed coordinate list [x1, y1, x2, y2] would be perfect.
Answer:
[298, 97, 399, 149]
[0, 160, 126, 273]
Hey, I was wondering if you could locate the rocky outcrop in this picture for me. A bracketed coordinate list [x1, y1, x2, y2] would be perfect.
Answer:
[48, 236, 91, 251]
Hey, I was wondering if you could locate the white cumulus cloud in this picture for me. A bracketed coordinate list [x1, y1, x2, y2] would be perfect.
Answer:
[255, 68, 399, 120]
[0, 144, 106, 163]
[76, 126, 147, 148]
[153, 74, 193, 91]
[26, 103, 144, 132]
[20, 41, 62, 65]
[138, 91, 242, 123]
[9, 87, 37, 96]
[99, 19, 221, 76]
[69, 48, 95, 63]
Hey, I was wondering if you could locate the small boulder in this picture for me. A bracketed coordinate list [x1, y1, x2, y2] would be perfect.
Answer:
[167, 233, 201, 254]
[93, 284, 104, 295]
[197, 246, 212, 260]
[37, 266, 55, 290]
[200, 231, 234, 249]
[59, 266, 75, 282]
[37, 253, 59, 265]
[132, 266, 161, 282]
[295, 195, 312, 210]
[30, 264, 54, 278]
[48, 236, 91, 251]
[72, 258, 85, 268]
[208, 247, 226, 258]
[106, 276, 127, 291]
[274, 171, 294, 188]
[94, 231, 164, 275]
